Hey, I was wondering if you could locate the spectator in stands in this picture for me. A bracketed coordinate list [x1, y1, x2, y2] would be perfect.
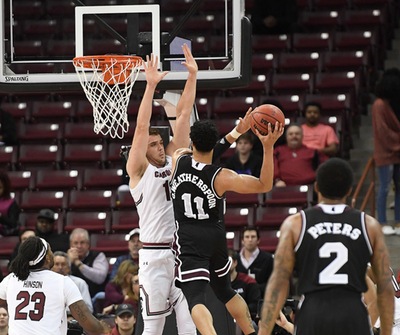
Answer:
[103, 260, 139, 314]
[236, 226, 274, 296]
[68, 228, 109, 298]
[371, 68, 400, 235]
[8, 228, 35, 263]
[301, 102, 339, 162]
[0, 109, 17, 146]
[250, 0, 298, 35]
[0, 306, 9, 335]
[111, 304, 136, 335]
[35, 208, 69, 252]
[228, 248, 261, 322]
[273, 124, 320, 187]
[52, 251, 93, 313]
[225, 131, 262, 177]
[109, 228, 142, 281]
[0, 170, 20, 236]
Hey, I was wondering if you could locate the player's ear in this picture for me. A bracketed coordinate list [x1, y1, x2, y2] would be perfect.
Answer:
[313, 181, 318, 194]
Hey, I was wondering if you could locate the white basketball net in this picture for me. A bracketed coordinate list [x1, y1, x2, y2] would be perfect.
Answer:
[73, 56, 141, 139]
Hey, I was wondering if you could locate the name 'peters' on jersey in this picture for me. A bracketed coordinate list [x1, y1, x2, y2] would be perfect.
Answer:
[170, 173, 217, 209]
[307, 222, 362, 240]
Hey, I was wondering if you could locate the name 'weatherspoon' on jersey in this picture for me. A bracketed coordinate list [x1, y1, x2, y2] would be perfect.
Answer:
[170, 173, 217, 209]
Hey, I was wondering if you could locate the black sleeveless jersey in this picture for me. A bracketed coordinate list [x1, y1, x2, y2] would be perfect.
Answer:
[170, 155, 225, 225]
[295, 204, 372, 295]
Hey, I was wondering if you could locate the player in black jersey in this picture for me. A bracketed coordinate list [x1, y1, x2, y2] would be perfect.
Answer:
[258, 158, 394, 335]
[170, 119, 284, 335]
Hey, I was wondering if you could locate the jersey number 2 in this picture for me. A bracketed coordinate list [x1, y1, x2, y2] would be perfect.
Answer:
[15, 291, 46, 321]
[319, 242, 348, 284]
[181, 193, 209, 220]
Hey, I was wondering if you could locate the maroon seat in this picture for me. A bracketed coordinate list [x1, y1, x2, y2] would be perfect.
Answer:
[20, 190, 68, 212]
[264, 185, 312, 208]
[114, 190, 136, 210]
[298, 10, 342, 33]
[110, 210, 140, 233]
[268, 72, 314, 95]
[275, 52, 321, 73]
[0, 102, 30, 120]
[18, 122, 61, 144]
[81, 168, 123, 190]
[252, 34, 291, 53]
[255, 206, 301, 229]
[258, 230, 280, 253]
[0, 146, 17, 171]
[62, 122, 106, 143]
[225, 192, 261, 208]
[313, 0, 349, 10]
[62, 143, 106, 169]
[64, 211, 111, 233]
[292, 32, 333, 53]
[34, 169, 80, 191]
[8, 171, 33, 191]
[67, 189, 114, 211]
[17, 144, 62, 170]
[30, 101, 74, 123]
[0, 236, 19, 257]
[224, 207, 255, 230]
[90, 233, 128, 257]
[252, 53, 276, 75]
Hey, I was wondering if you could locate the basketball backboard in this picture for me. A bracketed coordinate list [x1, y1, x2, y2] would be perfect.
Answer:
[0, 0, 251, 93]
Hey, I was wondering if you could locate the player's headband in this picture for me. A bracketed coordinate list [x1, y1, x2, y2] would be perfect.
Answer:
[29, 238, 48, 266]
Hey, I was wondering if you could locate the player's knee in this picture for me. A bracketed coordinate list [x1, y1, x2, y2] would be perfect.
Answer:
[211, 275, 236, 304]
[214, 286, 236, 304]
[180, 281, 207, 311]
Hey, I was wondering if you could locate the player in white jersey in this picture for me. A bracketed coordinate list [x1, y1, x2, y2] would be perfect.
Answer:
[0, 236, 111, 335]
[126, 45, 197, 335]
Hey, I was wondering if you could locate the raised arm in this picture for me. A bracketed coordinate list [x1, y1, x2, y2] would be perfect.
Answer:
[126, 55, 168, 187]
[69, 300, 111, 334]
[166, 44, 198, 155]
[212, 107, 253, 161]
[215, 122, 284, 195]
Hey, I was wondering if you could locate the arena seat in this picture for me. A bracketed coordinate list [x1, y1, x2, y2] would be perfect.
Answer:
[298, 10, 342, 33]
[90, 233, 128, 257]
[67, 189, 114, 211]
[275, 52, 321, 74]
[267, 72, 314, 96]
[110, 210, 140, 233]
[312, 0, 350, 10]
[258, 230, 280, 253]
[81, 168, 123, 190]
[33, 169, 80, 191]
[7, 170, 33, 191]
[0, 236, 19, 258]
[291, 32, 333, 53]
[20, 190, 67, 212]
[264, 185, 313, 208]
[18, 122, 61, 144]
[255, 206, 301, 230]
[64, 210, 111, 233]
[62, 122, 106, 143]
[0, 146, 17, 171]
[62, 143, 106, 169]
[17, 144, 62, 170]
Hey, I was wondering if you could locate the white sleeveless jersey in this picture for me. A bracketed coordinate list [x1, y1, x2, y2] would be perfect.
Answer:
[0, 270, 82, 335]
[130, 156, 175, 243]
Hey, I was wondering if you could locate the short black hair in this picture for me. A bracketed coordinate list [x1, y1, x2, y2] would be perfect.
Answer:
[190, 120, 219, 153]
[316, 158, 353, 199]
[241, 225, 260, 240]
[304, 101, 322, 112]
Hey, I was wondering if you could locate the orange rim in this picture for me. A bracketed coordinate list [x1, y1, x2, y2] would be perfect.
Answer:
[73, 55, 143, 69]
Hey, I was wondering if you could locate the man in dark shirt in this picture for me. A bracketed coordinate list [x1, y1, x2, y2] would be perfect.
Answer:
[35, 208, 69, 252]
[236, 226, 274, 296]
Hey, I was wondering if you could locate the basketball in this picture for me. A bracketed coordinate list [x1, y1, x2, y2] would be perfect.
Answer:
[250, 104, 285, 136]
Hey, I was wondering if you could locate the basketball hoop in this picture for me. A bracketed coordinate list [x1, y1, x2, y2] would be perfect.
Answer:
[73, 55, 142, 139]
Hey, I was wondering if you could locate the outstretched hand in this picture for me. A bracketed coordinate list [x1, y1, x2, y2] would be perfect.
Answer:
[236, 107, 253, 134]
[143, 54, 168, 87]
[181, 43, 198, 74]
[254, 121, 284, 147]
